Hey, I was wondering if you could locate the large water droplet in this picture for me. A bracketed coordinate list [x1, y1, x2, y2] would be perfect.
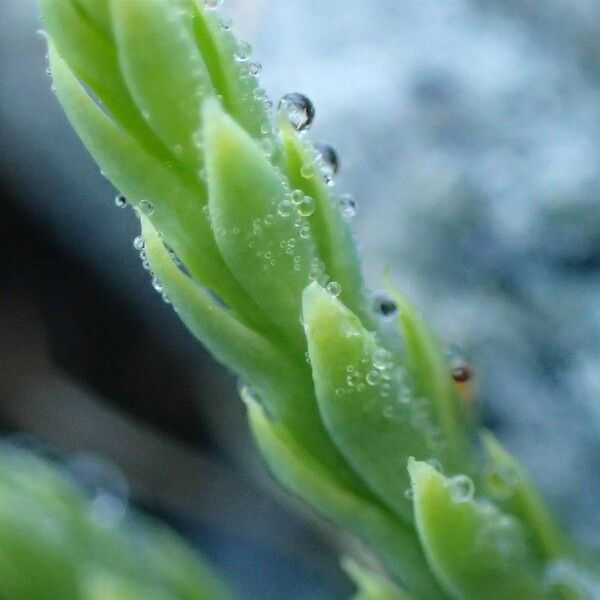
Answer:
[278, 93, 315, 132]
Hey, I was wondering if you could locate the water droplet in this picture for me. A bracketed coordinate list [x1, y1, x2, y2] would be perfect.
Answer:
[249, 62, 262, 76]
[152, 276, 163, 292]
[297, 195, 315, 217]
[449, 474, 474, 503]
[315, 142, 340, 175]
[326, 281, 342, 297]
[253, 87, 267, 101]
[404, 487, 414, 500]
[219, 16, 232, 30]
[114, 195, 127, 209]
[484, 465, 517, 500]
[339, 193, 356, 219]
[204, 0, 223, 9]
[452, 365, 473, 383]
[373, 294, 398, 319]
[372, 348, 393, 370]
[300, 163, 314, 179]
[346, 369, 362, 387]
[173, 143, 183, 154]
[278, 93, 315, 132]
[133, 236, 145, 251]
[139, 199, 154, 215]
[366, 370, 381, 385]
[291, 189, 304, 205]
[299, 225, 311, 239]
[259, 137, 274, 157]
[304, 351, 311, 364]
[277, 198, 294, 217]
[235, 40, 252, 61]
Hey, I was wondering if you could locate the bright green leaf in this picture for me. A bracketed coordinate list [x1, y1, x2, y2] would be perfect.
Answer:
[408, 458, 543, 600]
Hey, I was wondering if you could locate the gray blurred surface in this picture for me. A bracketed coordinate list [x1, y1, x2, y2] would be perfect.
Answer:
[0, 0, 598, 585]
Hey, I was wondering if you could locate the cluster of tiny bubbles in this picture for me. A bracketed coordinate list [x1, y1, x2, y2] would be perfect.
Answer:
[204, 0, 223, 10]
[65, 453, 129, 527]
[482, 463, 518, 500]
[234, 40, 252, 61]
[339, 193, 357, 220]
[372, 293, 398, 320]
[278, 93, 315, 132]
[346, 364, 365, 392]
[114, 194, 127, 209]
[138, 199, 155, 216]
[326, 281, 342, 297]
[447, 474, 475, 503]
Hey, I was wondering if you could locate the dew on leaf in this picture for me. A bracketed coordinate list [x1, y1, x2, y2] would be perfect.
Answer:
[133, 236, 145, 251]
[315, 141, 340, 175]
[235, 40, 252, 61]
[339, 193, 357, 219]
[277, 198, 294, 217]
[278, 92, 315, 132]
[326, 281, 342, 297]
[297, 195, 315, 217]
[449, 474, 474, 503]
[139, 199, 154, 215]
[114, 195, 127, 209]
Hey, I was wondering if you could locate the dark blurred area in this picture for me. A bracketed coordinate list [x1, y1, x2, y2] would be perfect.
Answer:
[1, 0, 599, 598]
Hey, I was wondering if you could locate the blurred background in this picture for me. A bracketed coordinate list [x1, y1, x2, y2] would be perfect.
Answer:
[1, 0, 599, 597]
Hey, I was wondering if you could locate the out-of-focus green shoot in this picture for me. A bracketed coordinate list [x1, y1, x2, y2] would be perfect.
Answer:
[0, 442, 232, 600]
[39, 0, 598, 598]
